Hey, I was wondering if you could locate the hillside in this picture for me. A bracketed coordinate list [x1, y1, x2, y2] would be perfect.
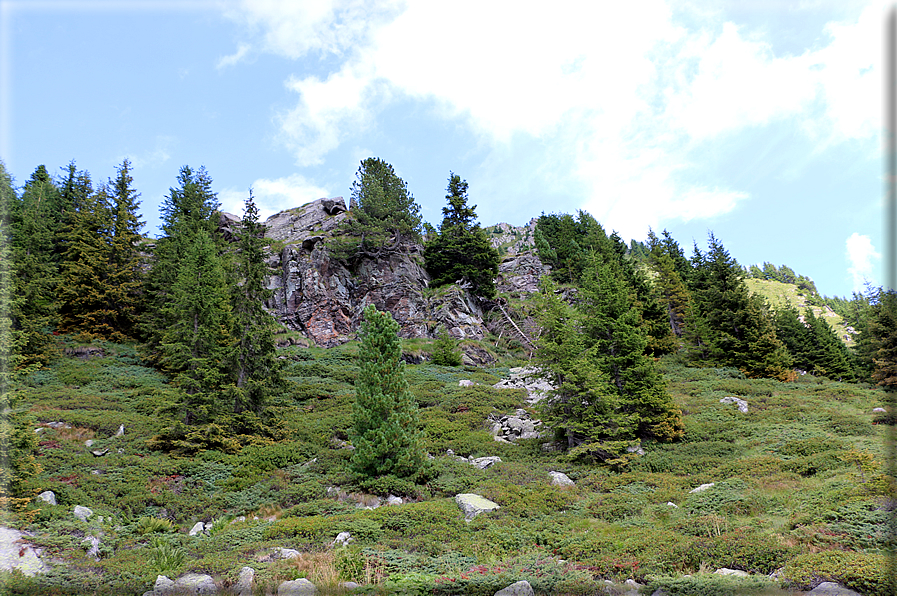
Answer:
[744, 279, 856, 345]
[4, 336, 891, 595]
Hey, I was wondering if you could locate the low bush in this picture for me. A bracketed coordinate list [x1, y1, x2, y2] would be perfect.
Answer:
[783, 551, 892, 596]
[642, 573, 784, 595]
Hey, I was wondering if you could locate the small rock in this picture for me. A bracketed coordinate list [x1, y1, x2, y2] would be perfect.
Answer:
[91, 448, 110, 457]
[116, 424, 125, 436]
[154, 575, 175, 595]
[73, 505, 93, 521]
[873, 407, 887, 413]
[37, 491, 56, 505]
[234, 566, 255, 596]
[459, 379, 474, 387]
[720, 396, 748, 413]
[339, 581, 360, 590]
[84, 439, 94, 448]
[666, 502, 678, 508]
[469, 456, 502, 469]
[455, 493, 500, 521]
[715, 568, 748, 577]
[277, 548, 301, 559]
[188, 522, 205, 536]
[278, 578, 317, 595]
[689, 483, 715, 493]
[494, 580, 534, 596]
[548, 471, 574, 487]
[333, 532, 353, 547]
[386, 495, 403, 506]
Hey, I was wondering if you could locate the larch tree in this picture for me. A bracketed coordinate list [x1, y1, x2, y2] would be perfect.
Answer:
[350, 305, 425, 480]
[423, 173, 499, 298]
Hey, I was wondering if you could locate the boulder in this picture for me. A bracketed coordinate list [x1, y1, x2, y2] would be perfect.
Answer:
[169, 573, 218, 595]
[715, 568, 748, 577]
[234, 567, 255, 596]
[116, 424, 125, 436]
[493, 368, 555, 404]
[37, 490, 56, 505]
[276, 547, 301, 559]
[459, 380, 474, 387]
[82, 535, 102, 560]
[689, 483, 715, 494]
[494, 580, 534, 596]
[0, 527, 47, 576]
[188, 522, 205, 536]
[386, 495, 403, 506]
[455, 493, 500, 521]
[74, 505, 94, 521]
[807, 582, 863, 595]
[720, 396, 748, 413]
[278, 578, 317, 595]
[333, 532, 353, 547]
[469, 456, 502, 469]
[548, 471, 574, 487]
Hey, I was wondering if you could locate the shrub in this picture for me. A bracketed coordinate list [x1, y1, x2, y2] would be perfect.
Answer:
[584, 493, 648, 522]
[783, 551, 892, 596]
[431, 329, 463, 367]
[135, 517, 175, 535]
[642, 574, 784, 595]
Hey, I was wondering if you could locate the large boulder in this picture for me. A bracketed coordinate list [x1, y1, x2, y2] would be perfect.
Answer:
[278, 578, 317, 595]
[455, 493, 500, 521]
[806, 582, 864, 595]
[494, 580, 534, 596]
[0, 527, 47, 576]
[151, 573, 218, 595]
[233, 567, 255, 596]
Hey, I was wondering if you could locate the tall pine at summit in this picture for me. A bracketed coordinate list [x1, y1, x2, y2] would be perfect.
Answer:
[424, 173, 499, 298]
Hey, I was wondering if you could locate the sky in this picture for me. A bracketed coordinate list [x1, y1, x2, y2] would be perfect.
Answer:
[0, 0, 886, 299]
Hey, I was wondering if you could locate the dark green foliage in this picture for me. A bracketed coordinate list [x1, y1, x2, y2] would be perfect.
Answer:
[430, 327, 462, 367]
[775, 307, 854, 380]
[686, 233, 791, 379]
[534, 257, 683, 462]
[424, 173, 499, 298]
[330, 158, 422, 265]
[646, 229, 693, 339]
[104, 160, 145, 340]
[783, 551, 891, 596]
[350, 305, 425, 480]
[867, 288, 897, 391]
[230, 191, 284, 413]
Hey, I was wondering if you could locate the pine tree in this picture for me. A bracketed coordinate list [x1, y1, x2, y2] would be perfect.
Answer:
[350, 305, 425, 479]
[330, 158, 422, 265]
[230, 191, 283, 414]
[430, 326, 462, 366]
[106, 159, 145, 340]
[10, 166, 61, 370]
[535, 256, 683, 463]
[423, 173, 500, 298]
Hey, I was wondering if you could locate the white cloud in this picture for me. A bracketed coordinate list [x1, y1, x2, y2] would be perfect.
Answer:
[216, 42, 251, 70]
[219, 173, 331, 221]
[222, 0, 880, 237]
[846, 232, 879, 291]
[117, 136, 173, 170]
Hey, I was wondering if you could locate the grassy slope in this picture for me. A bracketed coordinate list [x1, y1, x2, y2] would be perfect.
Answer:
[6, 338, 892, 596]
[745, 278, 854, 345]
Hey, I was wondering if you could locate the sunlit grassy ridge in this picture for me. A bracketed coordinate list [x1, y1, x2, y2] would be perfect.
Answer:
[745, 278, 854, 345]
[6, 338, 893, 595]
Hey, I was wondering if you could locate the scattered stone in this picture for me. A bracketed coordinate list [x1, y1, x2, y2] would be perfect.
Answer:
[277, 548, 301, 559]
[91, 448, 110, 457]
[715, 568, 749, 577]
[386, 495, 403, 506]
[0, 527, 47, 576]
[492, 367, 555, 404]
[82, 535, 102, 561]
[234, 567, 255, 596]
[153, 575, 175, 595]
[624, 579, 645, 594]
[626, 444, 645, 456]
[188, 522, 205, 536]
[807, 582, 863, 595]
[278, 578, 317, 595]
[85, 440, 94, 448]
[548, 471, 574, 487]
[169, 573, 218, 595]
[487, 409, 543, 442]
[355, 496, 381, 510]
[873, 407, 887, 413]
[46, 421, 71, 429]
[720, 396, 748, 413]
[339, 581, 360, 590]
[116, 424, 125, 436]
[333, 532, 353, 547]
[455, 493, 500, 521]
[494, 580, 534, 596]
[459, 379, 474, 387]
[73, 506, 93, 521]
[689, 483, 715, 494]
[666, 502, 678, 508]
[37, 490, 56, 505]
[470, 456, 502, 469]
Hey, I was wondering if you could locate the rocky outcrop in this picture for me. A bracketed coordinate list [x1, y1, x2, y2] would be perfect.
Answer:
[492, 367, 555, 404]
[0, 527, 47, 576]
[489, 409, 543, 442]
[263, 198, 491, 347]
[495, 251, 549, 296]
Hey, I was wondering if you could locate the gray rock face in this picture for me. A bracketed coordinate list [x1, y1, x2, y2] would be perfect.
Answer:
[455, 493, 500, 521]
[495, 251, 550, 296]
[278, 578, 317, 595]
[73, 505, 93, 521]
[0, 527, 47, 576]
[262, 198, 491, 347]
[37, 490, 56, 505]
[494, 580, 534, 596]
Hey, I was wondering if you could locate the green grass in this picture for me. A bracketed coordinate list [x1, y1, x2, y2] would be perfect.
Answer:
[7, 336, 892, 595]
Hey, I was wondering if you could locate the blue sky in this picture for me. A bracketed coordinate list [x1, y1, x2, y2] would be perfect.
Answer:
[1, 0, 884, 299]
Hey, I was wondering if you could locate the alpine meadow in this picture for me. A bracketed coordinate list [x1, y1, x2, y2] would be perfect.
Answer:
[0, 157, 894, 596]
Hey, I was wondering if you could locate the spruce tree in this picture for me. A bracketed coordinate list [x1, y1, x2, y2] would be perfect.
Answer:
[535, 256, 683, 463]
[230, 191, 283, 414]
[423, 173, 500, 298]
[106, 159, 144, 340]
[350, 305, 424, 479]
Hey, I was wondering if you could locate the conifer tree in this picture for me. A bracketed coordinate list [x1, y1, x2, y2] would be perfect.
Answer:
[10, 166, 61, 370]
[424, 173, 500, 298]
[430, 326, 462, 366]
[331, 158, 422, 265]
[230, 191, 283, 414]
[106, 159, 145, 340]
[646, 229, 692, 338]
[535, 256, 683, 462]
[350, 305, 424, 479]
[867, 289, 897, 391]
